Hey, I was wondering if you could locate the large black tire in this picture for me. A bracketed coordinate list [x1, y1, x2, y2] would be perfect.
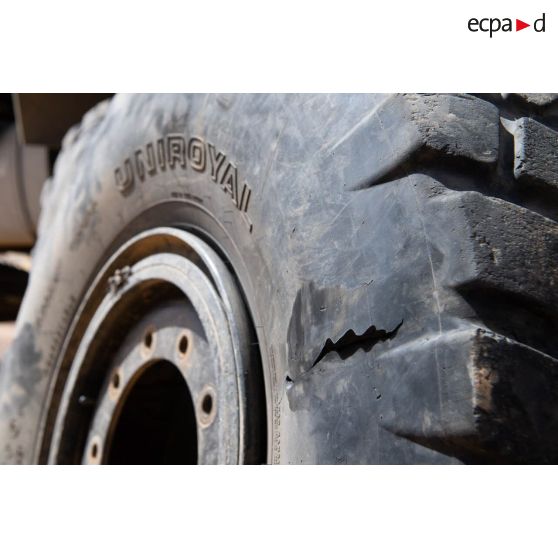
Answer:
[2, 93, 558, 464]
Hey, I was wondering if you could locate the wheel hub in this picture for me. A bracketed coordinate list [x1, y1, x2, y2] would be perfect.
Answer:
[45, 228, 265, 464]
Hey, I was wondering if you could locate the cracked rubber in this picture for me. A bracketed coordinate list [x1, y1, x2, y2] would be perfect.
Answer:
[1, 93, 558, 464]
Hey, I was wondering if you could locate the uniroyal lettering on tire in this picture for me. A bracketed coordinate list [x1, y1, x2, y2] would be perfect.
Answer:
[114, 134, 253, 232]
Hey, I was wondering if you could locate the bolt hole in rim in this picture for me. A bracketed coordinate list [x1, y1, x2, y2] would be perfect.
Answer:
[144, 331, 154, 349]
[197, 385, 218, 428]
[44, 227, 266, 464]
[202, 394, 213, 415]
[178, 333, 189, 357]
[87, 435, 102, 464]
[111, 371, 120, 390]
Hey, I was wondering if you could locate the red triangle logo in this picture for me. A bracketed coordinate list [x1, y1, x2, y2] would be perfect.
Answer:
[516, 19, 530, 31]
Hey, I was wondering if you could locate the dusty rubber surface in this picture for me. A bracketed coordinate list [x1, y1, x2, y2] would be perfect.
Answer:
[2, 93, 558, 464]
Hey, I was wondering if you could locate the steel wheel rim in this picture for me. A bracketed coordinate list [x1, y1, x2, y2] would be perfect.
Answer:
[46, 227, 264, 464]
